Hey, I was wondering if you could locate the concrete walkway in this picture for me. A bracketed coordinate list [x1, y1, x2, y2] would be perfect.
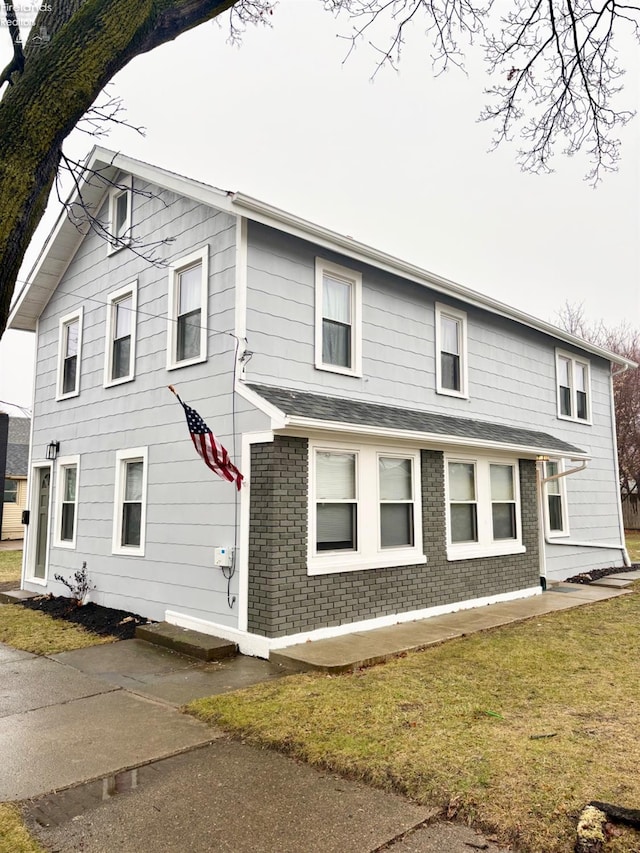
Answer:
[1, 574, 637, 852]
[272, 576, 638, 672]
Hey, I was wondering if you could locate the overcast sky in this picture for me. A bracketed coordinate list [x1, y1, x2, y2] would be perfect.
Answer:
[1, 0, 638, 411]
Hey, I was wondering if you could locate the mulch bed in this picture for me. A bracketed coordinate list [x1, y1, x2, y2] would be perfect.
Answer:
[17, 595, 150, 640]
[565, 565, 639, 585]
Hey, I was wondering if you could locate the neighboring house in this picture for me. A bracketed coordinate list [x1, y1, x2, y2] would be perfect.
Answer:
[1, 415, 30, 540]
[7, 147, 635, 658]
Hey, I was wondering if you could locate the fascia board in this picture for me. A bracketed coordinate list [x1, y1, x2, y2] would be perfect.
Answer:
[280, 415, 591, 461]
[231, 193, 637, 370]
[235, 382, 287, 429]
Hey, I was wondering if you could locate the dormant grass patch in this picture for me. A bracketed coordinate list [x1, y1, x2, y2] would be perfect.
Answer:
[188, 586, 640, 852]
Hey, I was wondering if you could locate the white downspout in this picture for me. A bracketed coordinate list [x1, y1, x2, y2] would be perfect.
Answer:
[539, 456, 631, 567]
[609, 364, 632, 567]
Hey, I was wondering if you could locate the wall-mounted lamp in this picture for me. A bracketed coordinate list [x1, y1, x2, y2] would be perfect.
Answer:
[535, 455, 550, 463]
[46, 440, 60, 461]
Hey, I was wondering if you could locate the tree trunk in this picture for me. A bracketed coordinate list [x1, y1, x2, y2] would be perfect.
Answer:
[0, 0, 237, 338]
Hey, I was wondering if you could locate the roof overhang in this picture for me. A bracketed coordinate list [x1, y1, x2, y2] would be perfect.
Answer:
[8, 147, 637, 370]
[238, 383, 590, 461]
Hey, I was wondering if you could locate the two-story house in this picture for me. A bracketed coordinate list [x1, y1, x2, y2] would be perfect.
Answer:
[8, 147, 634, 658]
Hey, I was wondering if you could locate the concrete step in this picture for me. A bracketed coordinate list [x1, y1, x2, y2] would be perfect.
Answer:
[0, 588, 38, 604]
[135, 621, 237, 662]
[589, 576, 633, 589]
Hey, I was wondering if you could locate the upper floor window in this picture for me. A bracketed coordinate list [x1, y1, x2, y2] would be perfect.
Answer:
[315, 259, 362, 376]
[56, 308, 83, 400]
[543, 459, 569, 537]
[54, 456, 79, 549]
[556, 351, 590, 423]
[112, 447, 148, 557]
[309, 441, 424, 575]
[167, 247, 208, 370]
[104, 282, 137, 387]
[435, 303, 468, 398]
[108, 179, 132, 253]
[445, 454, 524, 560]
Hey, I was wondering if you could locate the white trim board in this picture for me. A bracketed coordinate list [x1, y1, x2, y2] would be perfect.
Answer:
[166, 585, 542, 659]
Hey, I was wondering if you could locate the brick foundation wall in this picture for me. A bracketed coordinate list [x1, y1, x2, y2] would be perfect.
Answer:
[248, 438, 540, 638]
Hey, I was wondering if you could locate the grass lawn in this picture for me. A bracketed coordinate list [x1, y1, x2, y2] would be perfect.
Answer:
[0, 805, 43, 853]
[0, 604, 116, 655]
[188, 586, 640, 853]
[625, 530, 640, 562]
[0, 550, 22, 585]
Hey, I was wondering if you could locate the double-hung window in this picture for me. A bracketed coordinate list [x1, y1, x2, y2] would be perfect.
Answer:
[445, 454, 523, 559]
[108, 179, 132, 252]
[379, 456, 415, 548]
[315, 259, 362, 376]
[556, 351, 590, 422]
[56, 308, 83, 400]
[104, 282, 137, 386]
[167, 247, 208, 369]
[543, 460, 569, 537]
[310, 442, 424, 575]
[112, 448, 148, 556]
[54, 456, 79, 549]
[315, 451, 358, 552]
[435, 303, 468, 397]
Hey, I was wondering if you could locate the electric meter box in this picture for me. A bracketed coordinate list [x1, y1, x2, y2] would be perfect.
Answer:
[214, 547, 233, 568]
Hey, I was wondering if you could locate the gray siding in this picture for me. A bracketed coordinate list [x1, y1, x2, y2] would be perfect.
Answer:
[248, 437, 540, 637]
[244, 222, 623, 578]
[27, 180, 269, 624]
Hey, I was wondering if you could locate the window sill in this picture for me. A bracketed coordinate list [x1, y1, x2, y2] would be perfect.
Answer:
[53, 539, 76, 550]
[55, 390, 80, 402]
[107, 239, 131, 256]
[167, 354, 207, 372]
[104, 374, 135, 389]
[308, 551, 427, 576]
[446, 544, 526, 561]
[314, 362, 362, 378]
[436, 387, 468, 400]
[112, 545, 145, 558]
[556, 413, 592, 426]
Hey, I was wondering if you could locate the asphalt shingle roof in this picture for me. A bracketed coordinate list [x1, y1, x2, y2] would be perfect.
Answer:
[4, 417, 30, 477]
[247, 384, 586, 457]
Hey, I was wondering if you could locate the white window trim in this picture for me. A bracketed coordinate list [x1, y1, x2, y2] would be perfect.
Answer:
[444, 452, 525, 561]
[107, 177, 133, 255]
[308, 439, 425, 575]
[543, 459, 571, 539]
[55, 307, 83, 401]
[53, 455, 80, 549]
[555, 349, 592, 424]
[104, 281, 138, 387]
[314, 258, 363, 377]
[112, 447, 148, 557]
[25, 461, 53, 586]
[166, 247, 209, 371]
[435, 303, 469, 398]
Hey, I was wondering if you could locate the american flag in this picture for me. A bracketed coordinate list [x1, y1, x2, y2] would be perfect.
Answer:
[175, 394, 243, 491]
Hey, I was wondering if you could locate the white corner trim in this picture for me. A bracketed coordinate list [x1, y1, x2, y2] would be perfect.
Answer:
[238, 430, 274, 633]
[168, 586, 542, 659]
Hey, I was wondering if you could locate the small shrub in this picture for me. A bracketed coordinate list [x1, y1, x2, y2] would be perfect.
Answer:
[54, 562, 95, 606]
